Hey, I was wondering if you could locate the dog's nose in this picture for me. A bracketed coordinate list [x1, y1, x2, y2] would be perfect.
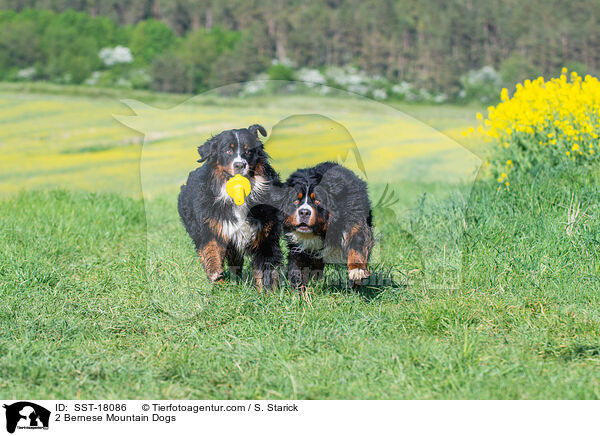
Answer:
[298, 208, 312, 220]
[233, 161, 247, 172]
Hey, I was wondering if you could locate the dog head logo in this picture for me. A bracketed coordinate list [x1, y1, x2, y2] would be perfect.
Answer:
[3, 402, 50, 433]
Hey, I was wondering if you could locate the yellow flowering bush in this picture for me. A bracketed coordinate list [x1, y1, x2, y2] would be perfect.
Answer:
[470, 68, 600, 187]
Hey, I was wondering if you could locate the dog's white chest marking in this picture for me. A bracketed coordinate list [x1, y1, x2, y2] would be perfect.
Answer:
[287, 231, 346, 264]
[287, 231, 324, 254]
[221, 204, 260, 250]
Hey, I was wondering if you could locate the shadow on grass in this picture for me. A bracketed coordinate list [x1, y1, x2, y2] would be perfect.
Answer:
[293, 264, 404, 302]
[559, 344, 600, 361]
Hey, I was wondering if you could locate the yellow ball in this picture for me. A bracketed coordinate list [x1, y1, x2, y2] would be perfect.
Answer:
[225, 174, 251, 206]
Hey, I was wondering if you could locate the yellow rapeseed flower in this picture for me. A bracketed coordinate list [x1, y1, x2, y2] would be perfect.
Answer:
[473, 67, 600, 170]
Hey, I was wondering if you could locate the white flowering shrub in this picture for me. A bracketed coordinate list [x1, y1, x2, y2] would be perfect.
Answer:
[16, 67, 36, 80]
[318, 85, 331, 95]
[372, 89, 388, 100]
[295, 68, 326, 87]
[418, 88, 432, 101]
[346, 83, 369, 96]
[391, 81, 415, 100]
[115, 77, 133, 88]
[240, 74, 268, 96]
[84, 71, 102, 85]
[325, 65, 369, 88]
[459, 65, 501, 103]
[433, 93, 448, 103]
[99, 46, 134, 67]
[232, 64, 457, 103]
[129, 68, 152, 89]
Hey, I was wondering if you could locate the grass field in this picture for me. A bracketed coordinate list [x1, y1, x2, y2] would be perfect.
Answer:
[1, 85, 599, 399]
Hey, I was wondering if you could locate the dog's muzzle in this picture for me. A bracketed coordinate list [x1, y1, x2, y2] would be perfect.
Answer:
[232, 158, 248, 175]
[295, 205, 315, 232]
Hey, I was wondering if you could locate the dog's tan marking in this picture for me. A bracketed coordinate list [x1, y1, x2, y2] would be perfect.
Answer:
[205, 218, 229, 242]
[285, 214, 300, 227]
[346, 224, 374, 285]
[347, 247, 370, 285]
[250, 221, 273, 250]
[347, 248, 368, 271]
[315, 214, 328, 232]
[198, 240, 226, 282]
[343, 222, 362, 248]
[253, 161, 265, 177]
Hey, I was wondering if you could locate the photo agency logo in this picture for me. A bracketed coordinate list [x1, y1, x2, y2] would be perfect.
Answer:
[3, 402, 50, 433]
[115, 80, 481, 317]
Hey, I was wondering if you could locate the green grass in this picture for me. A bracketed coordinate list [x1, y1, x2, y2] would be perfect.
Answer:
[2, 85, 600, 399]
[1, 165, 599, 399]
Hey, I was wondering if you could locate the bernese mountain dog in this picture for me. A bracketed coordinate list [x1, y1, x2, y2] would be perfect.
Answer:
[278, 162, 374, 288]
[177, 124, 282, 290]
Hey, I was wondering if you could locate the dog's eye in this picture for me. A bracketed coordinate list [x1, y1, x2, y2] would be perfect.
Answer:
[315, 200, 320, 205]
[226, 149, 233, 155]
[294, 200, 299, 205]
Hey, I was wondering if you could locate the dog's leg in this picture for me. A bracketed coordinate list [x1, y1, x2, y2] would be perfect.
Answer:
[287, 250, 318, 289]
[251, 241, 282, 291]
[347, 248, 369, 286]
[308, 257, 325, 284]
[250, 216, 282, 291]
[345, 222, 374, 288]
[226, 245, 244, 281]
[198, 240, 226, 282]
[251, 245, 282, 291]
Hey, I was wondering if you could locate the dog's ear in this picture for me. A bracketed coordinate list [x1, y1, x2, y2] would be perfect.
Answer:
[318, 167, 345, 197]
[313, 184, 333, 210]
[269, 183, 292, 208]
[248, 124, 267, 138]
[197, 136, 218, 163]
[314, 168, 345, 211]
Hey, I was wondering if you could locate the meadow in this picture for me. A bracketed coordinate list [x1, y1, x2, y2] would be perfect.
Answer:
[1, 84, 599, 399]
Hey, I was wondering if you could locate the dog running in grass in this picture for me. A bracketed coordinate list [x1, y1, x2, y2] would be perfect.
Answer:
[278, 161, 374, 288]
[177, 124, 282, 290]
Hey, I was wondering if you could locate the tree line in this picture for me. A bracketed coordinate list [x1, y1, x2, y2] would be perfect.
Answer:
[0, 0, 598, 98]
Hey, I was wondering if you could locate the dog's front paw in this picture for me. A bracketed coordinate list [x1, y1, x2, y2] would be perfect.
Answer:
[207, 269, 225, 282]
[349, 268, 369, 287]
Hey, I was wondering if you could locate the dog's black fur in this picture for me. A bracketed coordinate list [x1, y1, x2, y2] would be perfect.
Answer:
[178, 124, 282, 290]
[278, 162, 374, 288]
